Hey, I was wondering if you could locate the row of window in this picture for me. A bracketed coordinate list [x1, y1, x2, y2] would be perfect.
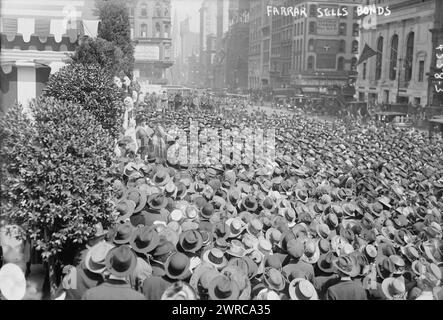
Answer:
[308, 22, 359, 36]
[130, 2, 170, 18]
[139, 22, 170, 38]
[375, 32, 415, 81]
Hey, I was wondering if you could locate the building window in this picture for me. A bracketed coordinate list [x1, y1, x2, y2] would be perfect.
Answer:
[310, 5, 317, 17]
[389, 34, 398, 80]
[164, 24, 170, 38]
[141, 23, 147, 38]
[308, 39, 314, 51]
[363, 62, 367, 80]
[155, 22, 161, 37]
[351, 40, 358, 54]
[309, 22, 316, 34]
[155, 2, 162, 16]
[405, 32, 414, 82]
[337, 57, 345, 71]
[351, 57, 357, 71]
[339, 23, 346, 36]
[301, 22, 304, 35]
[164, 6, 169, 17]
[352, 23, 359, 36]
[141, 3, 147, 17]
[376, 36, 383, 80]
[339, 40, 346, 53]
[418, 60, 424, 82]
[308, 56, 315, 70]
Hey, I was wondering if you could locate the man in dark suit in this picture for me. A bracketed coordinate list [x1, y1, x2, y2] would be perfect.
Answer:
[325, 255, 367, 300]
[82, 246, 145, 300]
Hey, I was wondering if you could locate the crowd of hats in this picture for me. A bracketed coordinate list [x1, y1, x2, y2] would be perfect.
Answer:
[89, 105, 443, 300]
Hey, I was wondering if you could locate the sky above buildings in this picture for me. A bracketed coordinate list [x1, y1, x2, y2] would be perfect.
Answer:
[172, 0, 201, 33]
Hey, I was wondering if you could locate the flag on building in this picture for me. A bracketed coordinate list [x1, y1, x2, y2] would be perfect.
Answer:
[358, 43, 378, 65]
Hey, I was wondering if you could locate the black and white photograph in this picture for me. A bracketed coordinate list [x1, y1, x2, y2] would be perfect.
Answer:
[0, 0, 443, 304]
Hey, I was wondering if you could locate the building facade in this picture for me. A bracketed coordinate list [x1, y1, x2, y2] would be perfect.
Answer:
[127, 0, 173, 85]
[248, 0, 263, 89]
[0, 0, 98, 113]
[288, 0, 364, 94]
[356, 0, 439, 106]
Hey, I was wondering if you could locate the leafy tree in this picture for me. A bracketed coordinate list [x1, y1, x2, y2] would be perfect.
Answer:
[42, 63, 125, 138]
[70, 36, 125, 75]
[0, 97, 115, 260]
[96, 0, 134, 76]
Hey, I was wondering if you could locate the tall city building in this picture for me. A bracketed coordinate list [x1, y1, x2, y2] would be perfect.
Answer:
[127, 0, 173, 85]
[248, 0, 263, 89]
[287, 0, 364, 95]
[199, 0, 217, 87]
[0, 0, 98, 112]
[356, 0, 441, 106]
[179, 17, 200, 86]
[223, 0, 249, 91]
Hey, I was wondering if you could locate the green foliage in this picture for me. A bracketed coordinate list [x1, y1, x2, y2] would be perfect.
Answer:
[70, 36, 125, 75]
[42, 63, 124, 138]
[96, 0, 134, 76]
[0, 98, 115, 260]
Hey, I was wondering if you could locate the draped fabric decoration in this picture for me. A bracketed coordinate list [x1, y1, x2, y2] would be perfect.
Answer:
[49, 19, 67, 42]
[17, 18, 35, 42]
[82, 20, 100, 38]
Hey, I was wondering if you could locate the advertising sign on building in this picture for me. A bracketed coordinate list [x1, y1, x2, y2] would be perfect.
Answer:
[317, 18, 339, 35]
[134, 44, 160, 60]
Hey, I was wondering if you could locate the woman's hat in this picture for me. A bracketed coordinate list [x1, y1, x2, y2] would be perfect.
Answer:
[208, 274, 240, 300]
[179, 230, 203, 253]
[263, 268, 286, 291]
[288, 278, 318, 300]
[202, 248, 228, 270]
[381, 277, 406, 300]
[105, 245, 137, 277]
[164, 252, 192, 280]
[85, 241, 115, 274]
[130, 226, 159, 254]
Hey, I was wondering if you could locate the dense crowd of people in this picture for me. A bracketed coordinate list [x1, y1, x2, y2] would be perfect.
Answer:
[37, 98, 442, 300]
[1, 91, 442, 300]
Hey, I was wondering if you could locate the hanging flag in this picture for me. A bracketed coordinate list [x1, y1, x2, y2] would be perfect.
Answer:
[357, 43, 378, 65]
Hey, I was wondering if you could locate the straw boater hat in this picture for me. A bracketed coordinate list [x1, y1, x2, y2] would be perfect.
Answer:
[381, 277, 406, 300]
[226, 218, 246, 238]
[263, 267, 286, 291]
[161, 281, 197, 300]
[288, 278, 318, 300]
[85, 241, 115, 274]
[202, 248, 228, 270]
[0, 263, 27, 300]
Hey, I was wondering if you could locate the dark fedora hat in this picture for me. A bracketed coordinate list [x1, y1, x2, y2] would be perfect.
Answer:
[130, 226, 159, 254]
[179, 229, 204, 253]
[208, 274, 240, 300]
[164, 252, 192, 280]
[105, 245, 137, 277]
[147, 193, 168, 211]
[152, 238, 176, 263]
